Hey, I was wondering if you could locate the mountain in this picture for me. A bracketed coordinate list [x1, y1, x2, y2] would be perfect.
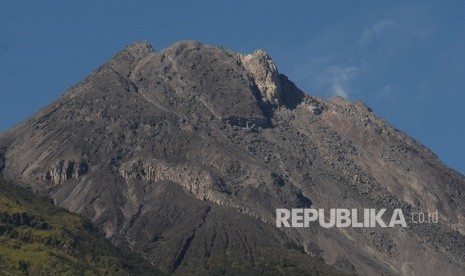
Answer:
[1, 40, 464, 275]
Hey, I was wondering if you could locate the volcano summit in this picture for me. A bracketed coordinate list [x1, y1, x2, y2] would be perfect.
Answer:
[1, 41, 464, 275]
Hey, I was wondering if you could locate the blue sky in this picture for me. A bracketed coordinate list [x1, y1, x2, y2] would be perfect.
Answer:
[1, 0, 464, 175]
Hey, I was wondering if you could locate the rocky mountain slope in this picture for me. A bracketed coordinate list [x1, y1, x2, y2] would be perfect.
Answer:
[1, 40, 464, 275]
[0, 177, 158, 275]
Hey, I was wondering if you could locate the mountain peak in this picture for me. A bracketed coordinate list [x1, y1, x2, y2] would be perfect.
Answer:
[106, 41, 155, 78]
[240, 48, 304, 108]
[240, 49, 279, 103]
[107, 40, 304, 110]
[124, 40, 155, 57]
[2, 40, 465, 275]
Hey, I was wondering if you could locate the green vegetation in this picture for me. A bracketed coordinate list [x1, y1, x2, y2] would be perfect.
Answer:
[0, 177, 159, 275]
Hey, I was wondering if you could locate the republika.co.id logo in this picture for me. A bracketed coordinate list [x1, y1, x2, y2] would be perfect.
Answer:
[276, 208, 438, 228]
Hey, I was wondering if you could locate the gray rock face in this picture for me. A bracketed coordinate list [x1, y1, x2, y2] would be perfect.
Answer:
[1, 40, 464, 275]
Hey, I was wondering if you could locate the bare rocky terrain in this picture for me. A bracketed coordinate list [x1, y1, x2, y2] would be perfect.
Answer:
[1, 40, 464, 275]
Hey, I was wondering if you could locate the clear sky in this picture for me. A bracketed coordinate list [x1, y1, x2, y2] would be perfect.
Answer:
[1, 1, 464, 175]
